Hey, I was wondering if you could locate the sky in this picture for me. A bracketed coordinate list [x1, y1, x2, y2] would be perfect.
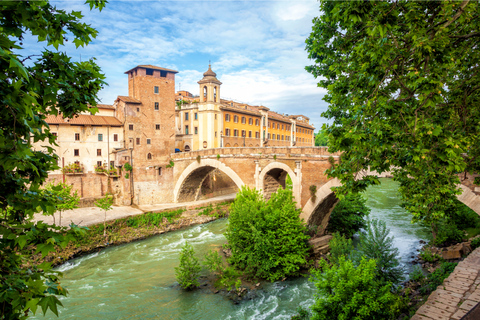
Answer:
[28, 0, 330, 130]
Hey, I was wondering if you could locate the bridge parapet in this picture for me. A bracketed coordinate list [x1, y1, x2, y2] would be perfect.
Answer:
[171, 146, 340, 160]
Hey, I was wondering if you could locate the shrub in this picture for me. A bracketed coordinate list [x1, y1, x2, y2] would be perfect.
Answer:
[175, 242, 201, 290]
[419, 261, 457, 294]
[225, 186, 309, 282]
[291, 306, 310, 320]
[123, 162, 133, 171]
[329, 232, 354, 266]
[434, 219, 465, 246]
[355, 219, 404, 284]
[203, 250, 242, 290]
[409, 265, 425, 283]
[471, 237, 480, 250]
[327, 193, 370, 238]
[419, 247, 441, 263]
[310, 257, 402, 320]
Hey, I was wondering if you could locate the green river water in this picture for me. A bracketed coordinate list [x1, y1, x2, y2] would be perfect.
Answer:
[33, 179, 431, 320]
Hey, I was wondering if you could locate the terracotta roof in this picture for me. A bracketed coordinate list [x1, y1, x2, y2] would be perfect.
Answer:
[45, 114, 122, 126]
[124, 65, 178, 74]
[96, 104, 115, 110]
[116, 96, 142, 104]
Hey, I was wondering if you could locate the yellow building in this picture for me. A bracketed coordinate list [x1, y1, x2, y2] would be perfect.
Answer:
[175, 65, 315, 151]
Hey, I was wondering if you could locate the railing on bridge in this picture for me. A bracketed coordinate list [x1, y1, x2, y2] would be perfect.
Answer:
[171, 146, 339, 160]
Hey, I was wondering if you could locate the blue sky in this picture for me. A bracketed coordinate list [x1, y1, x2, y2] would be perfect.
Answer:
[33, 0, 329, 130]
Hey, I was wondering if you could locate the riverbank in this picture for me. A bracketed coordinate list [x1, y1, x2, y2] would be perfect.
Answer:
[29, 201, 232, 267]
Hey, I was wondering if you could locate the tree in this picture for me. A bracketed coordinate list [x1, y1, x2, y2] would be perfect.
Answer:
[175, 242, 201, 290]
[0, 1, 106, 318]
[310, 257, 402, 320]
[43, 181, 80, 226]
[306, 1, 480, 240]
[95, 194, 113, 240]
[355, 219, 404, 284]
[314, 128, 328, 146]
[224, 186, 309, 282]
[327, 193, 370, 238]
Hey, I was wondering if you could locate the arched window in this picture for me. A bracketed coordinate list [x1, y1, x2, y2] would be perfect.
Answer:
[203, 86, 207, 101]
[214, 87, 217, 101]
[184, 145, 191, 152]
[147, 153, 152, 160]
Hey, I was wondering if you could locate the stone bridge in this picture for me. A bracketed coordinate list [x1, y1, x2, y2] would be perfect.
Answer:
[171, 146, 341, 232]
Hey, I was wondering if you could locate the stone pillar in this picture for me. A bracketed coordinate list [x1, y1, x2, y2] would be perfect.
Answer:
[254, 160, 261, 190]
[294, 160, 302, 208]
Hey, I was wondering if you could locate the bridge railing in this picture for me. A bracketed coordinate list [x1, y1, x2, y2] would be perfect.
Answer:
[171, 146, 340, 160]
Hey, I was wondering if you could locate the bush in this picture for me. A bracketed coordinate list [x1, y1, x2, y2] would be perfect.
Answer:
[225, 186, 309, 282]
[471, 237, 480, 250]
[310, 257, 402, 320]
[291, 306, 310, 320]
[409, 265, 425, 283]
[327, 193, 370, 238]
[434, 218, 465, 246]
[419, 247, 441, 263]
[355, 219, 404, 284]
[329, 232, 354, 266]
[175, 242, 201, 290]
[419, 261, 457, 294]
[203, 250, 242, 290]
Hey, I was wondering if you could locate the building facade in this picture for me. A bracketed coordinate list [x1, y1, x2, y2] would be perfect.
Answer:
[175, 65, 315, 152]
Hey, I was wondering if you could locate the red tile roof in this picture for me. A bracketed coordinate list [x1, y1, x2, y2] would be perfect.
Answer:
[116, 96, 142, 104]
[45, 114, 122, 126]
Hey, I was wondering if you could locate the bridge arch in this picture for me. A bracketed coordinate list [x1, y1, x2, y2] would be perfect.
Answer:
[258, 162, 301, 208]
[173, 159, 244, 203]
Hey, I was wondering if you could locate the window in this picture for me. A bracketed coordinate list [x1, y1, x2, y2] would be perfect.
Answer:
[155, 102, 159, 111]
[234, 115, 238, 123]
[129, 124, 133, 131]
[248, 131, 252, 138]
[75, 133, 80, 141]
[137, 107, 140, 112]
[147, 153, 152, 160]
[255, 119, 259, 126]
[155, 124, 160, 130]
[147, 139, 151, 145]
[185, 112, 189, 121]
[158, 167, 162, 176]
[215, 114, 217, 120]
[97, 149, 102, 156]
[97, 161, 102, 167]
[225, 129, 230, 136]
[136, 138, 140, 145]
[146, 69, 154, 76]
[194, 113, 198, 120]
[215, 131, 217, 137]
[214, 86, 217, 101]
[194, 127, 198, 134]
[241, 130, 246, 137]
[113, 134, 118, 142]
[225, 114, 230, 122]
[154, 86, 159, 94]
[203, 86, 207, 100]
[241, 116, 246, 124]
[282, 125, 284, 130]
[74, 149, 79, 156]
[234, 129, 238, 137]
[98, 133, 103, 141]
[255, 132, 259, 139]
[52, 132, 57, 137]
[277, 124, 280, 129]
[249, 118, 253, 125]
[272, 134, 275, 140]
[110, 161, 115, 168]
[282, 135, 284, 140]
[268, 133, 271, 139]
[185, 125, 189, 135]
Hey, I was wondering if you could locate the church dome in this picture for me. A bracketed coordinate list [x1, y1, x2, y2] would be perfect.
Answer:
[203, 64, 217, 77]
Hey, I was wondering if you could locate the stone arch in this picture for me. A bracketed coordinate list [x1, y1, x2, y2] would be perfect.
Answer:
[258, 162, 301, 208]
[300, 178, 342, 234]
[174, 158, 244, 203]
[184, 145, 191, 152]
[225, 143, 231, 147]
[233, 143, 238, 147]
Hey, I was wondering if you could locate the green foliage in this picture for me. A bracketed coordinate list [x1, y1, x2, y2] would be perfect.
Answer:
[409, 265, 426, 283]
[43, 181, 80, 226]
[123, 162, 133, 171]
[217, 154, 220, 160]
[198, 204, 226, 218]
[471, 237, 480, 250]
[306, 0, 480, 241]
[433, 218, 465, 246]
[175, 242, 201, 290]
[203, 250, 242, 290]
[196, 155, 201, 163]
[419, 247, 441, 263]
[225, 186, 309, 282]
[291, 306, 311, 320]
[419, 261, 457, 294]
[329, 233, 354, 266]
[285, 174, 293, 190]
[314, 128, 328, 147]
[124, 172, 129, 179]
[356, 219, 404, 284]
[310, 257, 401, 320]
[0, 0, 106, 317]
[62, 162, 84, 174]
[125, 209, 184, 228]
[328, 193, 370, 238]
[309, 185, 317, 202]
[475, 177, 480, 186]
[203, 250, 225, 275]
[166, 160, 175, 168]
[95, 194, 113, 239]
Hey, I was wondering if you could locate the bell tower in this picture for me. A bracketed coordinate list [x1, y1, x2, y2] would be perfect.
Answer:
[196, 64, 223, 149]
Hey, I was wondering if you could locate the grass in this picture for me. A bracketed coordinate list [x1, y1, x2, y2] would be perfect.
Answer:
[198, 204, 228, 218]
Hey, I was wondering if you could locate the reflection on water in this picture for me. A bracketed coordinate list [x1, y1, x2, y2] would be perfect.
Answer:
[31, 178, 429, 319]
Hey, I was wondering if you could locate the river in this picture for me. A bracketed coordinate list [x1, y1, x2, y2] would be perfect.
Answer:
[32, 178, 430, 319]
